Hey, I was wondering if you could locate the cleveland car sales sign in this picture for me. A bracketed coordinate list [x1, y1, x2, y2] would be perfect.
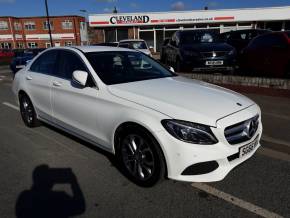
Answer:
[89, 7, 290, 27]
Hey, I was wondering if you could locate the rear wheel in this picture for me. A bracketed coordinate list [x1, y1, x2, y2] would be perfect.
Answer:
[116, 126, 165, 187]
[19, 94, 40, 128]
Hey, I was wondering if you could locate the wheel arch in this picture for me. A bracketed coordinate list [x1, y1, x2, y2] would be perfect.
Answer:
[18, 90, 29, 99]
[113, 121, 168, 177]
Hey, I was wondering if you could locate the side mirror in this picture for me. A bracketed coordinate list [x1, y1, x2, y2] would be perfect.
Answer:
[72, 70, 88, 87]
[169, 66, 175, 72]
[149, 46, 154, 49]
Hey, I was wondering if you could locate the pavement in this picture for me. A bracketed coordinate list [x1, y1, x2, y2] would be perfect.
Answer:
[0, 68, 289, 218]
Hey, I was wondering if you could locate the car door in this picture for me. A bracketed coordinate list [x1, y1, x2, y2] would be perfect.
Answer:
[25, 50, 58, 121]
[51, 49, 101, 144]
[265, 34, 288, 76]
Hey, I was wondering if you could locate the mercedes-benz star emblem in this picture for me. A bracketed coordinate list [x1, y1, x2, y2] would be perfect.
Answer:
[212, 52, 216, 57]
[244, 119, 258, 139]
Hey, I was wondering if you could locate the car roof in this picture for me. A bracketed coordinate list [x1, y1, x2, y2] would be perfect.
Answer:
[52, 46, 137, 53]
[119, 39, 145, 42]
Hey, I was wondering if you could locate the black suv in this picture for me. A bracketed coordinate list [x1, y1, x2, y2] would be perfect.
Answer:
[162, 30, 237, 72]
[220, 29, 271, 53]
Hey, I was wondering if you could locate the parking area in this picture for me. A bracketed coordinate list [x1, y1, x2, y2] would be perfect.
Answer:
[0, 68, 289, 218]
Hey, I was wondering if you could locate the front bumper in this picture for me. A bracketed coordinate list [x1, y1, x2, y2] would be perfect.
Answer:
[183, 55, 237, 72]
[155, 104, 262, 182]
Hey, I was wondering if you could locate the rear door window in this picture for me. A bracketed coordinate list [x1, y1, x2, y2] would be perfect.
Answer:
[30, 50, 58, 75]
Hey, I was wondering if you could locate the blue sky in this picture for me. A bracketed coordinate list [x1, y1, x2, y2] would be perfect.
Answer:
[0, 0, 289, 17]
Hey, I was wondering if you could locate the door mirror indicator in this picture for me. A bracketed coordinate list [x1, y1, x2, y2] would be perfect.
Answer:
[72, 70, 88, 87]
[169, 66, 175, 72]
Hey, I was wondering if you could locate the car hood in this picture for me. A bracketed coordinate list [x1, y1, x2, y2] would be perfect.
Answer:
[181, 43, 234, 52]
[108, 76, 254, 126]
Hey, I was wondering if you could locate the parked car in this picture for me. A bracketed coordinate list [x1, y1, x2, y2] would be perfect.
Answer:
[160, 38, 170, 63]
[13, 46, 262, 186]
[93, 42, 119, 47]
[0, 49, 14, 58]
[220, 29, 271, 53]
[10, 49, 45, 75]
[0, 49, 14, 65]
[240, 31, 290, 78]
[118, 39, 152, 56]
[162, 30, 237, 72]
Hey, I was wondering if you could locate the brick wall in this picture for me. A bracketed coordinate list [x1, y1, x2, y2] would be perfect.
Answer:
[179, 73, 290, 90]
[88, 28, 104, 44]
[0, 15, 85, 49]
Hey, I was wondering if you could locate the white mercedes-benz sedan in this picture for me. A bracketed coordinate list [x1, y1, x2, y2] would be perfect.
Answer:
[12, 46, 262, 186]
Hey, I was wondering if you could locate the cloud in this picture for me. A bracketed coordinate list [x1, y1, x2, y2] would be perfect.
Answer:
[130, 2, 139, 8]
[103, 7, 119, 13]
[103, 7, 112, 13]
[208, 1, 219, 8]
[0, 0, 15, 3]
[96, 0, 117, 3]
[171, 1, 185, 11]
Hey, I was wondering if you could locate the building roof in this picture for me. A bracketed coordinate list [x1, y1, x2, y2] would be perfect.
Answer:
[0, 15, 84, 19]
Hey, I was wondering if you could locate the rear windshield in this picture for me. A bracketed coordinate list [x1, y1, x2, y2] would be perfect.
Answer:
[180, 31, 221, 44]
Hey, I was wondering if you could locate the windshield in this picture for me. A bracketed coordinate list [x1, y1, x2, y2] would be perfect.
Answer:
[86, 51, 175, 85]
[180, 31, 221, 44]
[120, 41, 148, 49]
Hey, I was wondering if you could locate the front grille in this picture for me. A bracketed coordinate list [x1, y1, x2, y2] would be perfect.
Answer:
[224, 115, 259, 145]
[201, 51, 228, 58]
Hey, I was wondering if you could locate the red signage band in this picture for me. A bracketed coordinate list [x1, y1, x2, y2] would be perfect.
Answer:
[214, 16, 235, 20]
[116, 20, 145, 24]
[90, 21, 110, 25]
[151, 19, 176, 23]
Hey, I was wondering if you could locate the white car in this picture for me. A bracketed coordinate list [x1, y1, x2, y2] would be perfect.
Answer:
[118, 39, 152, 56]
[12, 46, 262, 186]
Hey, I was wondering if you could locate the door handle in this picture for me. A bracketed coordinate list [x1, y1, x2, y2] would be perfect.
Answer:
[26, 76, 32, 81]
[52, 81, 62, 87]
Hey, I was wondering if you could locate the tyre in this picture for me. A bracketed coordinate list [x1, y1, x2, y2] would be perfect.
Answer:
[19, 94, 40, 128]
[116, 126, 166, 187]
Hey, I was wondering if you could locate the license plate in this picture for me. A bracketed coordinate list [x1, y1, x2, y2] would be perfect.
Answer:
[239, 136, 259, 158]
[205, 60, 223, 66]
[16, 65, 25, 69]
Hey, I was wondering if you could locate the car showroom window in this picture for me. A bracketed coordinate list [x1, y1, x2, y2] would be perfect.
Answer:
[57, 50, 87, 79]
[30, 50, 58, 75]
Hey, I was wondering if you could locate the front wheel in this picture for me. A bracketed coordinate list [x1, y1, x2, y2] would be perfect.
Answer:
[19, 94, 40, 128]
[117, 127, 165, 187]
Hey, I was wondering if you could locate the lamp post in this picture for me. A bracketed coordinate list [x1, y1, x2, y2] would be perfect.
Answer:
[45, 0, 53, 47]
[79, 9, 89, 45]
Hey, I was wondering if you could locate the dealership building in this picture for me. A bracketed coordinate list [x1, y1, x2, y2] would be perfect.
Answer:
[89, 6, 290, 52]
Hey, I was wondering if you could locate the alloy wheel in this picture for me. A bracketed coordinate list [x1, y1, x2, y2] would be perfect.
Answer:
[20, 95, 37, 127]
[121, 134, 155, 181]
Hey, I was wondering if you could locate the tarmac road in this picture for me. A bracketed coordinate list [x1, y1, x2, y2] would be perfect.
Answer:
[0, 68, 289, 218]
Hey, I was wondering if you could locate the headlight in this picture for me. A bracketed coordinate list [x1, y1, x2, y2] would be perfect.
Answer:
[161, 120, 218, 145]
[228, 49, 236, 56]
